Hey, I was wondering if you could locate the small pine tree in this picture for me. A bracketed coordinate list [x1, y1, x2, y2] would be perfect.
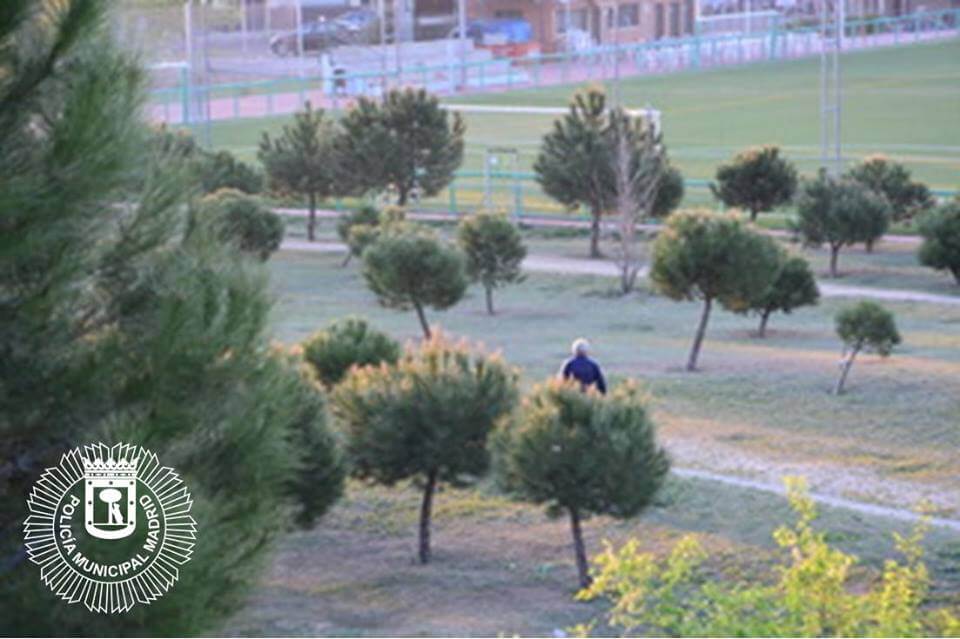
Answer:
[711, 146, 798, 222]
[746, 254, 820, 337]
[302, 316, 401, 387]
[535, 87, 669, 259]
[793, 172, 892, 277]
[494, 379, 669, 588]
[833, 301, 901, 395]
[650, 211, 782, 371]
[196, 148, 265, 195]
[334, 88, 465, 205]
[197, 188, 285, 260]
[362, 227, 468, 338]
[331, 334, 519, 564]
[457, 212, 527, 314]
[847, 155, 933, 223]
[917, 200, 960, 285]
[336, 205, 381, 265]
[258, 102, 337, 241]
[651, 163, 685, 219]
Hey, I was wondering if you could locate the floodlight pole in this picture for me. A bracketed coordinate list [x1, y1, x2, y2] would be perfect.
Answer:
[819, 0, 843, 176]
[458, 0, 468, 90]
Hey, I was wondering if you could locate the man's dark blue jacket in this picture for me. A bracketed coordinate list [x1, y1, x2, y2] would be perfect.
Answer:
[560, 355, 607, 394]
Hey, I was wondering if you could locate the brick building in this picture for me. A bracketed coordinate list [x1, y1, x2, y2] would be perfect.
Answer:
[469, 0, 697, 52]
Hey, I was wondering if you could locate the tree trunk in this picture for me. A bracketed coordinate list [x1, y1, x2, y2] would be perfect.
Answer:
[485, 285, 495, 315]
[757, 309, 771, 338]
[829, 245, 840, 278]
[569, 507, 591, 589]
[686, 297, 713, 372]
[413, 301, 431, 339]
[951, 267, 960, 286]
[865, 238, 875, 253]
[750, 206, 759, 222]
[341, 252, 352, 267]
[589, 207, 601, 259]
[397, 185, 409, 206]
[418, 468, 438, 564]
[307, 192, 317, 242]
[833, 346, 859, 395]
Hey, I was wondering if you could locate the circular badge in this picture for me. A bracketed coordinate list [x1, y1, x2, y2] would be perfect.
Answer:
[23, 443, 197, 614]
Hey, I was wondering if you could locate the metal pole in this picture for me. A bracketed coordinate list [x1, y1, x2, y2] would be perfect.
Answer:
[378, 0, 387, 95]
[296, 0, 304, 65]
[240, 0, 248, 54]
[184, 1, 192, 126]
[458, 0, 467, 90]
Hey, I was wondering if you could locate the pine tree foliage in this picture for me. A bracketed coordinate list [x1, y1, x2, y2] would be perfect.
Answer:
[494, 379, 669, 588]
[334, 88, 465, 205]
[302, 316, 401, 387]
[457, 212, 527, 315]
[650, 211, 782, 371]
[258, 101, 337, 241]
[362, 226, 468, 338]
[833, 301, 901, 395]
[331, 333, 519, 564]
[793, 172, 892, 277]
[534, 87, 673, 258]
[847, 155, 933, 223]
[0, 2, 342, 633]
[743, 254, 820, 337]
[196, 188, 285, 261]
[917, 199, 960, 285]
[711, 146, 798, 221]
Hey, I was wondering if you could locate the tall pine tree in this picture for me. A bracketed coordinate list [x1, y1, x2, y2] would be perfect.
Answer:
[0, 2, 343, 634]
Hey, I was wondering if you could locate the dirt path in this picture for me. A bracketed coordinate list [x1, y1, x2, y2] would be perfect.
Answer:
[282, 238, 960, 307]
[673, 468, 960, 532]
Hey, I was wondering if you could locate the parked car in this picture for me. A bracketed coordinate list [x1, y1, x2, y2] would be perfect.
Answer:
[269, 19, 347, 56]
[334, 8, 379, 38]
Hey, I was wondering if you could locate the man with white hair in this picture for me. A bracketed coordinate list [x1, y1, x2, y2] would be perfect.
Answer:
[558, 338, 607, 395]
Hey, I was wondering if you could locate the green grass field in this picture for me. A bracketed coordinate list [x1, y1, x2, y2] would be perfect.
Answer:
[218, 236, 960, 635]
[207, 38, 960, 208]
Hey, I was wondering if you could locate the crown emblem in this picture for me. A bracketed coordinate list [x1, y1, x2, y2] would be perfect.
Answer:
[82, 455, 139, 480]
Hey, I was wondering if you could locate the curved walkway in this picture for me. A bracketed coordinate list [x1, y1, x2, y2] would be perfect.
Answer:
[282, 236, 960, 307]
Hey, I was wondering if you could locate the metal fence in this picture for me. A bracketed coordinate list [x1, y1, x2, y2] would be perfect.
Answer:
[147, 8, 960, 130]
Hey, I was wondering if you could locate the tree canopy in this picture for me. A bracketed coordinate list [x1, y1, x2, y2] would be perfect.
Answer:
[494, 379, 669, 588]
[535, 87, 669, 258]
[258, 102, 337, 241]
[457, 212, 527, 314]
[362, 227, 468, 338]
[650, 211, 782, 370]
[793, 172, 891, 277]
[846, 155, 933, 223]
[743, 254, 820, 337]
[711, 146, 798, 221]
[917, 199, 960, 285]
[0, 2, 343, 632]
[833, 301, 901, 394]
[302, 316, 401, 387]
[331, 334, 519, 563]
[334, 88, 465, 205]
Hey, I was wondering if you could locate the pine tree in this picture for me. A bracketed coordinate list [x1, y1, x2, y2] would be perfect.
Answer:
[331, 334, 519, 564]
[0, 2, 343, 633]
[711, 146, 798, 222]
[334, 88, 465, 205]
[457, 212, 527, 314]
[258, 102, 337, 241]
[535, 87, 670, 259]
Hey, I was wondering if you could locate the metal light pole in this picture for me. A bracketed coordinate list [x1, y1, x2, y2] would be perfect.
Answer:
[819, 0, 843, 175]
[458, 0, 468, 90]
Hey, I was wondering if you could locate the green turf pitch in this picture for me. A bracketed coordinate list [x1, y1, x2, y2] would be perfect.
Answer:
[210, 39, 959, 190]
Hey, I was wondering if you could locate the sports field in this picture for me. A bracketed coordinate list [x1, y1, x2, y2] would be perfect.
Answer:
[210, 38, 960, 196]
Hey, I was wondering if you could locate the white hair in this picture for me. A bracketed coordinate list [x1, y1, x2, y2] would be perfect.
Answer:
[571, 338, 590, 356]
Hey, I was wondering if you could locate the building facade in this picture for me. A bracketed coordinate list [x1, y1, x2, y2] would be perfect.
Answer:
[470, 0, 697, 52]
